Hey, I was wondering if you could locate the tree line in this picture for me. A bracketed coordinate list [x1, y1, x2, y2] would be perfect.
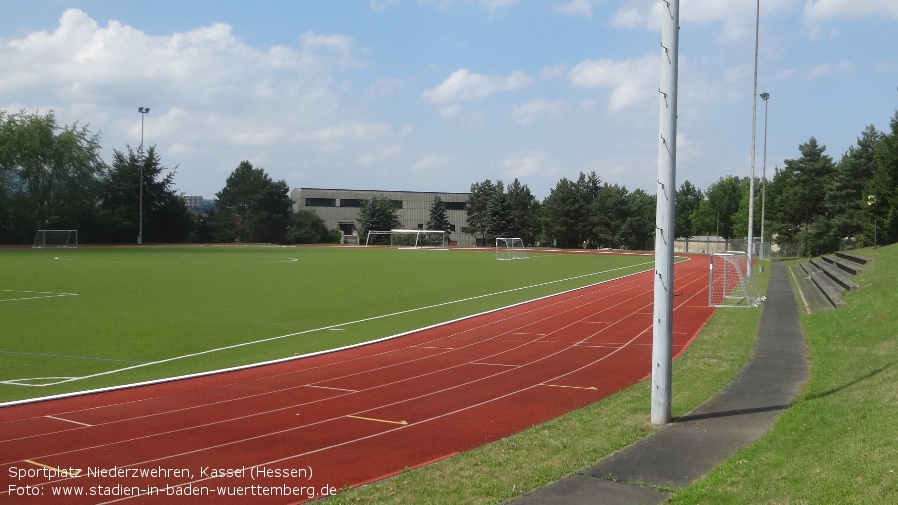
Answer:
[0, 110, 332, 245]
[3, 107, 896, 254]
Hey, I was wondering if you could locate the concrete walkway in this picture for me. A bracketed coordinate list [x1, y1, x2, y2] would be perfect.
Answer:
[514, 260, 808, 504]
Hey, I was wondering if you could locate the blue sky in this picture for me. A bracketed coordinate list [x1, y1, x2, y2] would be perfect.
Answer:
[1, 1, 897, 200]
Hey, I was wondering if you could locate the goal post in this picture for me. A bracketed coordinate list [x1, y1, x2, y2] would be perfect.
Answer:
[33, 230, 78, 249]
[709, 251, 764, 307]
[365, 229, 448, 250]
[495, 237, 528, 261]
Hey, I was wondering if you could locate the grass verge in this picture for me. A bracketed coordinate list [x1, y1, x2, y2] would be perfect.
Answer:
[668, 245, 898, 504]
[321, 264, 770, 504]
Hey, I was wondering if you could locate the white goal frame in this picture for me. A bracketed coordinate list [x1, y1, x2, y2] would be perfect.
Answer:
[709, 251, 764, 307]
[365, 229, 449, 250]
[495, 237, 528, 261]
[33, 229, 78, 249]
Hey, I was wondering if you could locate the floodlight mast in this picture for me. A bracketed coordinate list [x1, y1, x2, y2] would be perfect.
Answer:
[760, 92, 770, 259]
[137, 106, 150, 245]
[651, 0, 679, 426]
[747, 0, 760, 276]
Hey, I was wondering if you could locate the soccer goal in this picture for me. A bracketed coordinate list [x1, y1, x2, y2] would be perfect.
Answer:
[33, 229, 78, 249]
[708, 251, 764, 307]
[365, 229, 448, 250]
[495, 237, 528, 261]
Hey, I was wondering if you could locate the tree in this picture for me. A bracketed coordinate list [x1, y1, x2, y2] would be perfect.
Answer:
[285, 209, 329, 244]
[619, 189, 656, 250]
[869, 111, 898, 245]
[463, 179, 497, 243]
[212, 161, 292, 243]
[425, 195, 451, 240]
[357, 195, 401, 245]
[674, 180, 704, 240]
[590, 183, 629, 248]
[99, 146, 193, 243]
[703, 176, 744, 242]
[0, 110, 104, 243]
[505, 178, 539, 245]
[828, 125, 882, 245]
[540, 178, 587, 248]
[773, 138, 838, 255]
[484, 180, 510, 241]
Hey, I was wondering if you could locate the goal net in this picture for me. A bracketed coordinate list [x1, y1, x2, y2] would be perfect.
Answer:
[708, 251, 764, 307]
[33, 230, 78, 249]
[495, 237, 528, 261]
[365, 229, 448, 250]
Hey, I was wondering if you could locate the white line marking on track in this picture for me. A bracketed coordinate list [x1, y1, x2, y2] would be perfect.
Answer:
[1, 260, 654, 397]
[304, 384, 358, 393]
[45, 415, 93, 427]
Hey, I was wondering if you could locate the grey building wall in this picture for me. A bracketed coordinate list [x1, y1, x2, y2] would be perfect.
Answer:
[291, 188, 474, 247]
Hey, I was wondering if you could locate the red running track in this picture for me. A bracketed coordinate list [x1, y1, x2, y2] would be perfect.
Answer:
[0, 254, 714, 504]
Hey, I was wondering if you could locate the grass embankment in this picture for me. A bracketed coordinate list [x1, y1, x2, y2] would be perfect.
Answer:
[324, 265, 770, 504]
[669, 245, 898, 504]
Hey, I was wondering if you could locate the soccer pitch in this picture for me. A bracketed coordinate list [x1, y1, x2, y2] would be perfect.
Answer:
[0, 246, 654, 404]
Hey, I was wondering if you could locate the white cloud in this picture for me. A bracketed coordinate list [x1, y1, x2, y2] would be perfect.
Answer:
[413, 153, 451, 172]
[422, 68, 532, 104]
[567, 54, 657, 111]
[511, 99, 564, 124]
[804, 0, 898, 21]
[804, 0, 898, 38]
[500, 150, 558, 180]
[806, 60, 853, 79]
[612, 0, 798, 42]
[554, 0, 593, 18]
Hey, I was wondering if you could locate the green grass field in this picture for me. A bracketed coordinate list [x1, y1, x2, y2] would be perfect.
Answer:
[0, 245, 655, 403]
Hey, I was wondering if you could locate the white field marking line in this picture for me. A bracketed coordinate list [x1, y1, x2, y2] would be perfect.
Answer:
[45, 415, 92, 427]
[0, 264, 655, 443]
[1, 259, 655, 403]
[7, 260, 703, 452]
[1, 377, 79, 387]
[15, 260, 709, 500]
[88, 284, 675, 505]
[3, 267, 650, 449]
[0, 290, 78, 302]
[4, 261, 665, 463]
[20, 271, 662, 499]
[470, 362, 518, 367]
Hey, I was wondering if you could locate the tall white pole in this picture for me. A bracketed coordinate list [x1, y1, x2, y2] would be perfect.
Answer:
[760, 93, 769, 260]
[652, 0, 679, 426]
[138, 106, 150, 245]
[747, 0, 760, 276]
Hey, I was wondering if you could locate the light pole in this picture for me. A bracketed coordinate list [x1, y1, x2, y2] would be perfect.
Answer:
[137, 107, 150, 245]
[747, 0, 760, 276]
[760, 92, 769, 260]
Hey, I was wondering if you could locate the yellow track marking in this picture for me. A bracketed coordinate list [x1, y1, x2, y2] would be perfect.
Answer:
[346, 415, 408, 425]
[24, 459, 82, 477]
[542, 384, 598, 391]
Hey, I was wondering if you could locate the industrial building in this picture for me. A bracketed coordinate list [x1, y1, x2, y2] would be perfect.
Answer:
[290, 188, 473, 247]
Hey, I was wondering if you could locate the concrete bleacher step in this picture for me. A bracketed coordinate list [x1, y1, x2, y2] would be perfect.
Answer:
[791, 253, 868, 313]
[834, 251, 871, 265]
[790, 264, 834, 313]
[821, 255, 865, 276]
[809, 258, 860, 291]
[799, 261, 848, 310]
